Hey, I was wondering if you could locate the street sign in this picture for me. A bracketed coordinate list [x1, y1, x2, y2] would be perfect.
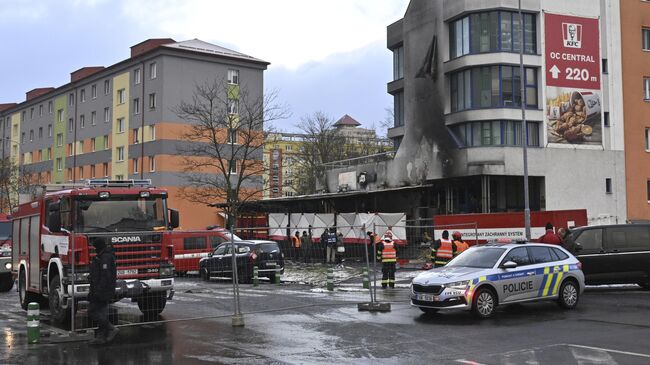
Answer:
[544, 13, 600, 89]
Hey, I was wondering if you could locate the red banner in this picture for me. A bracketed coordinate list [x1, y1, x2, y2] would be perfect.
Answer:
[544, 13, 600, 89]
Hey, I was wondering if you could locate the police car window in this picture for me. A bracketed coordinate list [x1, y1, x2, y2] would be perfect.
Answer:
[446, 247, 506, 268]
[502, 247, 531, 266]
[605, 226, 650, 251]
[528, 246, 554, 264]
[574, 228, 602, 251]
[552, 248, 569, 261]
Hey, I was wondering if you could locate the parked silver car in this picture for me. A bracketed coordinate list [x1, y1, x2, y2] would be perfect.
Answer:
[411, 242, 585, 318]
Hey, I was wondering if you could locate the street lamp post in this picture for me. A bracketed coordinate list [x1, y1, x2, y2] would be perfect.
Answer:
[519, 0, 531, 240]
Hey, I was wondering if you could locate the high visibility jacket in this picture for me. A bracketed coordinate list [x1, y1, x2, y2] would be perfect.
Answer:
[454, 240, 469, 255]
[436, 239, 454, 259]
[291, 235, 301, 248]
[379, 241, 397, 263]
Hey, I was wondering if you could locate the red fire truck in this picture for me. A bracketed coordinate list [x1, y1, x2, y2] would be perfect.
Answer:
[11, 179, 179, 324]
[0, 213, 13, 292]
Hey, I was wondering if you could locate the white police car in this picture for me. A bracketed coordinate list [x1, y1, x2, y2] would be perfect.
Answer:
[411, 241, 585, 318]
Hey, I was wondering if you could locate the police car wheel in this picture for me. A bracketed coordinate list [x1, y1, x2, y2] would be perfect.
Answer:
[419, 307, 439, 315]
[557, 280, 579, 309]
[471, 288, 496, 318]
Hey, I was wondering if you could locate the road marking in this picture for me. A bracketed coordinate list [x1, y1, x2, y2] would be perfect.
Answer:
[567, 344, 650, 359]
[455, 360, 487, 365]
[570, 346, 618, 365]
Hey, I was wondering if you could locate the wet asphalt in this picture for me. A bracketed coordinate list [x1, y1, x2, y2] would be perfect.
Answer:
[1, 265, 650, 364]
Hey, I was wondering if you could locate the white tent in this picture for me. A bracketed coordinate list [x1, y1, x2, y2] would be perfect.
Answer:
[376, 213, 407, 244]
[268, 213, 288, 240]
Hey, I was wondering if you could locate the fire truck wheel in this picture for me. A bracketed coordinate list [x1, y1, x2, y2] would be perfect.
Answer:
[49, 275, 72, 324]
[0, 272, 13, 292]
[19, 269, 40, 310]
[137, 293, 167, 316]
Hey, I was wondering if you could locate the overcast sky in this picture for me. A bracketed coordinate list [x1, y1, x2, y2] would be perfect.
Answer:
[0, 0, 408, 133]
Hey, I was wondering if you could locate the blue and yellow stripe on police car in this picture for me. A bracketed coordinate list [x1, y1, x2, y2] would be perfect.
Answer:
[538, 265, 572, 297]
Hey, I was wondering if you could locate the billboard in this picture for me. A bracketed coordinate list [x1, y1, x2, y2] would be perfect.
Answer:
[544, 13, 602, 146]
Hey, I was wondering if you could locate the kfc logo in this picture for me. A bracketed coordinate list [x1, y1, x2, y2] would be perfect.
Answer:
[562, 23, 582, 48]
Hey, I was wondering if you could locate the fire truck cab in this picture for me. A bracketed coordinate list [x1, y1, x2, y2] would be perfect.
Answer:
[11, 179, 179, 324]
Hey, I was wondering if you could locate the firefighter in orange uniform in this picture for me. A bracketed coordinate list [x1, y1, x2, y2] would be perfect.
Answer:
[432, 230, 456, 267]
[452, 231, 469, 257]
[376, 234, 397, 288]
[291, 231, 301, 261]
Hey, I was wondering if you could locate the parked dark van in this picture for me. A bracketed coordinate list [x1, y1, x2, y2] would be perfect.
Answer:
[563, 224, 650, 288]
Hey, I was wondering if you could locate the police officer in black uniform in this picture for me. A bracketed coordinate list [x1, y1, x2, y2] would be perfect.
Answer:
[88, 237, 119, 345]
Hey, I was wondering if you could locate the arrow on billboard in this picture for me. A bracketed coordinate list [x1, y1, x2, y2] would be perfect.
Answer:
[549, 65, 561, 79]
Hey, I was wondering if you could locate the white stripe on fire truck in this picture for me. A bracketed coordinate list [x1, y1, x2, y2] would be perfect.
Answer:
[173, 252, 210, 259]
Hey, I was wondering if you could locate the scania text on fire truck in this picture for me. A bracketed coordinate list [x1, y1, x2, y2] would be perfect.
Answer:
[11, 179, 180, 324]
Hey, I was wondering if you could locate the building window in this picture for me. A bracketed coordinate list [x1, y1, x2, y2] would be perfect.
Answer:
[104, 135, 110, 149]
[48, 124, 52, 137]
[150, 62, 157, 79]
[91, 111, 96, 125]
[80, 114, 85, 129]
[602, 59, 608, 74]
[68, 118, 74, 132]
[67, 168, 73, 181]
[229, 160, 237, 174]
[117, 146, 124, 161]
[79, 140, 84, 154]
[394, 91, 404, 127]
[133, 128, 139, 144]
[21, 111, 25, 122]
[228, 69, 239, 85]
[134, 68, 141, 84]
[80, 89, 86, 102]
[393, 46, 404, 80]
[117, 118, 125, 133]
[57, 133, 63, 146]
[450, 65, 537, 111]
[133, 158, 139, 173]
[604, 112, 609, 127]
[30, 108, 34, 119]
[91, 84, 97, 99]
[21, 132, 25, 143]
[39, 104, 43, 116]
[450, 11, 536, 59]
[228, 99, 239, 114]
[643, 28, 650, 51]
[149, 93, 156, 109]
[133, 98, 140, 114]
[149, 156, 155, 172]
[285, 145, 292, 151]
[69, 93, 75, 106]
[79, 166, 84, 179]
[117, 89, 126, 104]
[645, 77, 650, 101]
[104, 80, 110, 95]
[227, 129, 237, 144]
[149, 124, 156, 140]
[29, 130, 33, 142]
[103, 163, 109, 177]
[116, 174, 124, 180]
[67, 143, 73, 156]
[646, 128, 650, 151]
[91, 165, 96, 178]
[48, 101, 53, 113]
[56, 158, 62, 171]
[605, 178, 612, 194]
[91, 137, 96, 152]
[452, 120, 540, 147]
[104, 107, 110, 123]
[57, 109, 64, 122]
[38, 127, 43, 139]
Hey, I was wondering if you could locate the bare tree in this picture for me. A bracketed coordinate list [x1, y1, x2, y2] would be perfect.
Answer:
[0, 158, 46, 212]
[174, 78, 288, 227]
[292, 112, 347, 195]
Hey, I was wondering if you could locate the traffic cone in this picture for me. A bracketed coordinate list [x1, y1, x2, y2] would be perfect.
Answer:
[27, 302, 40, 344]
[327, 268, 334, 291]
[362, 267, 369, 289]
[253, 266, 259, 287]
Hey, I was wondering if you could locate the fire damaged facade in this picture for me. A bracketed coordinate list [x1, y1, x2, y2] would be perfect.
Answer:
[317, 0, 627, 225]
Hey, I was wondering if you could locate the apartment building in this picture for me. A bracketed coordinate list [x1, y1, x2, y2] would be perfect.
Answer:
[0, 38, 269, 229]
